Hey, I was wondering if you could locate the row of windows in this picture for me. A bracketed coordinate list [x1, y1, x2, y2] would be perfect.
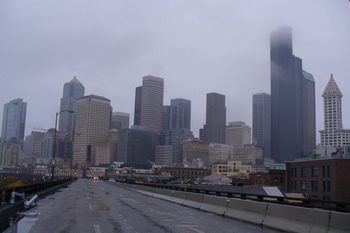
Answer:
[290, 180, 331, 192]
[290, 166, 330, 177]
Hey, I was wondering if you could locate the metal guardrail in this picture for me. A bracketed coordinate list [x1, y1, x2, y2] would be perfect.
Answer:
[0, 178, 74, 205]
[0, 178, 75, 232]
[119, 180, 350, 213]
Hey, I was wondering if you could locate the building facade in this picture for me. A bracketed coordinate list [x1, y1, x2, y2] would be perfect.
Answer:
[140, 76, 164, 132]
[233, 144, 263, 166]
[133, 86, 143, 126]
[117, 127, 159, 169]
[225, 121, 251, 148]
[320, 75, 350, 147]
[155, 145, 174, 165]
[286, 158, 350, 202]
[95, 129, 118, 165]
[58, 77, 85, 140]
[111, 112, 130, 130]
[252, 93, 271, 158]
[73, 95, 111, 168]
[270, 27, 315, 162]
[182, 138, 209, 168]
[1, 98, 27, 142]
[200, 93, 226, 144]
[208, 143, 234, 164]
[302, 71, 316, 156]
[211, 160, 252, 178]
[170, 98, 191, 130]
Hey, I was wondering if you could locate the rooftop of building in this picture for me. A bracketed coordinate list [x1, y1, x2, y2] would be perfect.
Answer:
[302, 70, 315, 82]
[322, 74, 342, 97]
[78, 94, 110, 102]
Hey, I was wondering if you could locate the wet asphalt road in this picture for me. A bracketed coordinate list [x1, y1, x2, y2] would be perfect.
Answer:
[21, 179, 282, 233]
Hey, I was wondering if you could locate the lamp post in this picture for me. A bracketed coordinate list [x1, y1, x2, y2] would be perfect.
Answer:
[51, 110, 74, 181]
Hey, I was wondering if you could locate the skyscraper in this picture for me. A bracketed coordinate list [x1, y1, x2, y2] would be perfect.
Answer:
[133, 86, 142, 126]
[140, 76, 164, 132]
[200, 93, 226, 144]
[58, 77, 84, 140]
[270, 27, 315, 162]
[170, 98, 191, 131]
[161, 105, 171, 133]
[252, 93, 271, 158]
[302, 70, 316, 156]
[1, 98, 27, 141]
[73, 95, 111, 168]
[320, 75, 350, 147]
[1, 98, 27, 165]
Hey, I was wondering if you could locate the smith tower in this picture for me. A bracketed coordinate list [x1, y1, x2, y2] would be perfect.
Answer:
[270, 27, 315, 162]
[320, 75, 350, 147]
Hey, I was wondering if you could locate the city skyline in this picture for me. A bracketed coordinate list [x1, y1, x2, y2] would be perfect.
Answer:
[0, 1, 349, 140]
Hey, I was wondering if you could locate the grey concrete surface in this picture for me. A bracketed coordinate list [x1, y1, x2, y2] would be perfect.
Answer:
[18, 179, 283, 233]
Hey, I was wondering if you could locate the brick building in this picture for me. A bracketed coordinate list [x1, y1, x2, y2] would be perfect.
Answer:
[286, 158, 350, 202]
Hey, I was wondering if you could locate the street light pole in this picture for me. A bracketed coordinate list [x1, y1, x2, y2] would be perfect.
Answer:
[51, 110, 74, 181]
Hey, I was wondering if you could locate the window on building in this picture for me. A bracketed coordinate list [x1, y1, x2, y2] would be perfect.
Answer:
[326, 166, 330, 177]
[300, 181, 307, 191]
[327, 181, 331, 192]
[322, 166, 326, 176]
[311, 181, 318, 192]
[300, 167, 307, 177]
[322, 181, 326, 192]
[311, 167, 319, 177]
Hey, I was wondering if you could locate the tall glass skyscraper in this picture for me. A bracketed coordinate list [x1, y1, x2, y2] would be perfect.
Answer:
[58, 77, 84, 140]
[252, 93, 271, 159]
[1, 98, 27, 141]
[270, 27, 315, 162]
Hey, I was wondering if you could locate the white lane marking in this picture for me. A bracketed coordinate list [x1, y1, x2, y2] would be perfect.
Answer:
[93, 224, 102, 233]
[89, 204, 93, 211]
[187, 226, 205, 233]
[175, 225, 205, 233]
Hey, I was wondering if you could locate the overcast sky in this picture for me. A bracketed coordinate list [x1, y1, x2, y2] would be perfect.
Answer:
[0, 0, 349, 141]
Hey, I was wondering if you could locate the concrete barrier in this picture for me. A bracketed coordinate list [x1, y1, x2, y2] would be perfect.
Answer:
[328, 211, 350, 233]
[263, 203, 330, 233]
[165, 190, 187, 205]
[224, 199, 268, 225]
[199, 195, 229, 215]
[183, 192, 204, 209]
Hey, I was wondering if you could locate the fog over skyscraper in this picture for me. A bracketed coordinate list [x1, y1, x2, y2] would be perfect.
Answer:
[270, 27, 315, 162]
[58, 77, 84, 140]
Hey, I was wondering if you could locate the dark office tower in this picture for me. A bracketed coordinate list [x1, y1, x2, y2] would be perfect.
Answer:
[252, 93, 271, 159]
[133, 86, 142, 126]
[200, 93, 226, 144]
[140, 76, 164, 132]
[1, 99, 27, 142]
[162, 105, 171, 132]
[170, 98, 191, 130]
[270, 27, 309, 162]
[58, 77, 84, 140]
[302, 70, 316, 156]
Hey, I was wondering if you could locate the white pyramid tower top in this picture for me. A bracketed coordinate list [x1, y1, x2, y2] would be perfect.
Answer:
[322, 74, 342, 98]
